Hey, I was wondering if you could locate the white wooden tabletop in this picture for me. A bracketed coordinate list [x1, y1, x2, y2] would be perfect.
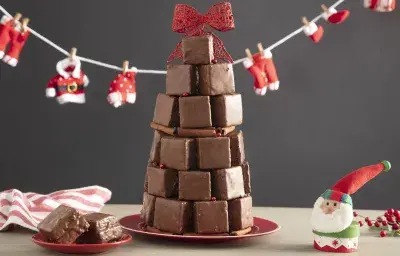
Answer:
[0, 204, 395, 255]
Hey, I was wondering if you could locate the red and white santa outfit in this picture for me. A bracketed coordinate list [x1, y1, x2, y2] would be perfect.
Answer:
[364, 0, 396, 12]
[46, 57, 89, 104]
[107, 68, 137, 108]
[311, 160, 391, 253]
[243, 49, 280, 96]
[303, 22, 324, 43]
[322, 7, 350, 24]
[0, 15, 21, 60]
[3, 27, 30, 67]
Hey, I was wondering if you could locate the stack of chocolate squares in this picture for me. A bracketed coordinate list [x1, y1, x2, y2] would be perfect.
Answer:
[141, 35, 253, 236]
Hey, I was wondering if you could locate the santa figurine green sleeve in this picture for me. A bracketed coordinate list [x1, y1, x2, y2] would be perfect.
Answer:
[311, 160, 391, 253]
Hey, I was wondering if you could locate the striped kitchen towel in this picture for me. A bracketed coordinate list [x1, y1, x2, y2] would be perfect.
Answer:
[0, 186, 112, 231]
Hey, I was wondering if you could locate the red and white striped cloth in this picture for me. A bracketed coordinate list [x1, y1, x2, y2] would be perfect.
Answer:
[0, 186, 112, 231]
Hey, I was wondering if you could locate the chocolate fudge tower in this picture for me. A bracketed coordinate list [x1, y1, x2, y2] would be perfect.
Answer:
[141, 35, 253, 235]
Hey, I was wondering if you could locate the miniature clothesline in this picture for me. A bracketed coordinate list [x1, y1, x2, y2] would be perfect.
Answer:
[0, 0, 345, 74]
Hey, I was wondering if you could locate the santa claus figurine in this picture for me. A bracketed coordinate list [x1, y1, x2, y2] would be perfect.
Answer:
[46, 48, 89, 104]
[311, 160, 391, 253]
[364, 0, 396, 12]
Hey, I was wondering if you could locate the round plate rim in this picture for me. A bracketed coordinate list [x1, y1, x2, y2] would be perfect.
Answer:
[31, 233, 132, 247]
[119, 214, 280, 240]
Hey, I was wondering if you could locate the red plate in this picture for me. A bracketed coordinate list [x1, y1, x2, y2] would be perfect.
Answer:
[31, 233, 132, 254]
[119, 214, 280, 242]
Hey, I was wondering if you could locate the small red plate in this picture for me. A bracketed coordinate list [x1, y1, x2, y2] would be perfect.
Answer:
[31, 233, 132, 254]
[119, 214, 280, 242]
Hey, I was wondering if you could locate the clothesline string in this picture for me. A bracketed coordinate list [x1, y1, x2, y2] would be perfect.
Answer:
[0, 0, 345, 74]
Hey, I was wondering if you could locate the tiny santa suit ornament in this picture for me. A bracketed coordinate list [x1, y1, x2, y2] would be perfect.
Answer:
[302, 17, 324, 43]
[321, 4, 350, 24]
[243, 43, 280, 96]
[364, 0, 396, 12]
[311, 160, 391, 253]
[46, 48, 89, 104]
[107, 60, 137, 108]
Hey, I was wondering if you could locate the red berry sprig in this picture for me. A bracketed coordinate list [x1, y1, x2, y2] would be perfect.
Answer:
[354, 209, 400, 237]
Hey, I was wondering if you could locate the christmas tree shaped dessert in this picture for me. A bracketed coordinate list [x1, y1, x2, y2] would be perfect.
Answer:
[140, 2, 253, 235]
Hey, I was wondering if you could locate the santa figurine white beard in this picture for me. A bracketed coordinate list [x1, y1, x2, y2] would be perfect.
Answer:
[310, 197, 354, 233]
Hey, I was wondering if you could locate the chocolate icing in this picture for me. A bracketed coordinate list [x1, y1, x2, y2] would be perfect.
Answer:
[179, 96, 212, 128]
[179, 171, 211, 201]
[229, 130, 245, 166]
[147, 166, 178, 198]
[153, 198, 192, 234]
[160, 137, 196, 170]
[38, 205, 89, 244]
[166, 64, 197, 95]
[212, 166, 245, 200]
[182, 35, 214, 65]
[193, 201, 229, 234]
[228, 196, 253, 231]
[153, 94, 180, 127]
[77, 213, 123, 244]
[197, 137, 231, 169]
[242, 161, 251, 194]
[141, 192, 156, 226]
[211, 94, 243, 127]
[199, 64, 235, 95]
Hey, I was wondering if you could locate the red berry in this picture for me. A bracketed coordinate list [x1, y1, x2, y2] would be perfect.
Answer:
[394, 210, 400, 218]
[393, 224, 399, 230]
[375, 222, 381, 228]
[382, 221, 388, 226]
[365, 217, 370, 222]
[211, 197, 216, 201]
[380, 231, 387, 237]
[367, 221, 373, 227]
[159, 164, 165, 169]
[377, 217, 383, 222]
[384, 212, 389, 218]
[353, 211, 358, 217]
[216, 132, 222, 137]
[387, 209, 394, 215]
[211, 59, 217, 64]
[183, 92, 189, 97]
[386, 216, 394, 222]
[358, 221, 364, 227]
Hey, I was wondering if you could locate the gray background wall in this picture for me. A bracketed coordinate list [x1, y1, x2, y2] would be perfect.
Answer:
[0, 0, 398, 209]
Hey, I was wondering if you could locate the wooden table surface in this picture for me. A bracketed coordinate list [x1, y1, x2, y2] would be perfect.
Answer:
[0, 204, 395, 255]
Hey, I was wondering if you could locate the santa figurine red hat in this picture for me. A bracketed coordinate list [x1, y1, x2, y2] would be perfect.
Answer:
[302, 17, 324, 43]
[321, 4, 350, 24]
[311, 160, 391, 253]
[364, 0, 396, 12]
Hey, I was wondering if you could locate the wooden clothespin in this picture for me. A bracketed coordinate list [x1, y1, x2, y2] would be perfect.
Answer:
[122, 60, 129, 75]
[13, 13, 22, 22]
[69, 47, 77, 61]
[245, 48, 253, 62]
[257, 42, 264, 56]
[321, 4, 329, 13]
[302, 17, 310, 26]
[21, 18, 29, 33]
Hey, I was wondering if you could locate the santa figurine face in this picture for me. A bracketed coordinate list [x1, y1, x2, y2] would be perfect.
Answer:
[311, 196, 353, 233]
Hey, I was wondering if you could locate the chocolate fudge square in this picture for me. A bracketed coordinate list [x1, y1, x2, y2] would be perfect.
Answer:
[160, 137, 196, 170]
[77, 213, 123, 244]
[182, 35, 214, 65]
[149, 130, 168, 164]
[38, 205, 89, 244]
[211, 94, 243, 127]
[212, 166, 245, 200]
[197, 137, 231, 169]
[179, 171, 211, 201]
[228, 196, 253, 231]
[229, 130, 245, 166]
[166, 64, 197, 95]
[242, 161, 251, 194]
[153, 198, 192, 234]
[153, 94, 180, 127]
[147, 166, 178, 198]
[194, 201, 229, 234]
[199, 64, 235, 95]
[179, 96, 212, 128]
[140, 192, 156, 226]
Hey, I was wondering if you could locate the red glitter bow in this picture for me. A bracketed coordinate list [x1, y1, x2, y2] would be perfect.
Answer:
[167, 2, 235, 63]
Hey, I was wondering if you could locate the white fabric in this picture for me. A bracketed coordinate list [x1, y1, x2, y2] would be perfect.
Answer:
[56, 57, 82, 79]
[303, 22, 318, 36]
[314, 234, 358, 250]
[0, 14, 9, 24]
[83, 75, 89, 87]
[56, 93, 85, 104]
[243, 58, 253, 69]
[126, 92, 137, 104]
[311, 197, 354, 233]
[45, 88, 56, 98]
[0, 51, 5, 59]
[254, 86, 267, 96]
[322, 7, 337, 21]
[263, 49, 273, 58]
[3, 55, 17, 67]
